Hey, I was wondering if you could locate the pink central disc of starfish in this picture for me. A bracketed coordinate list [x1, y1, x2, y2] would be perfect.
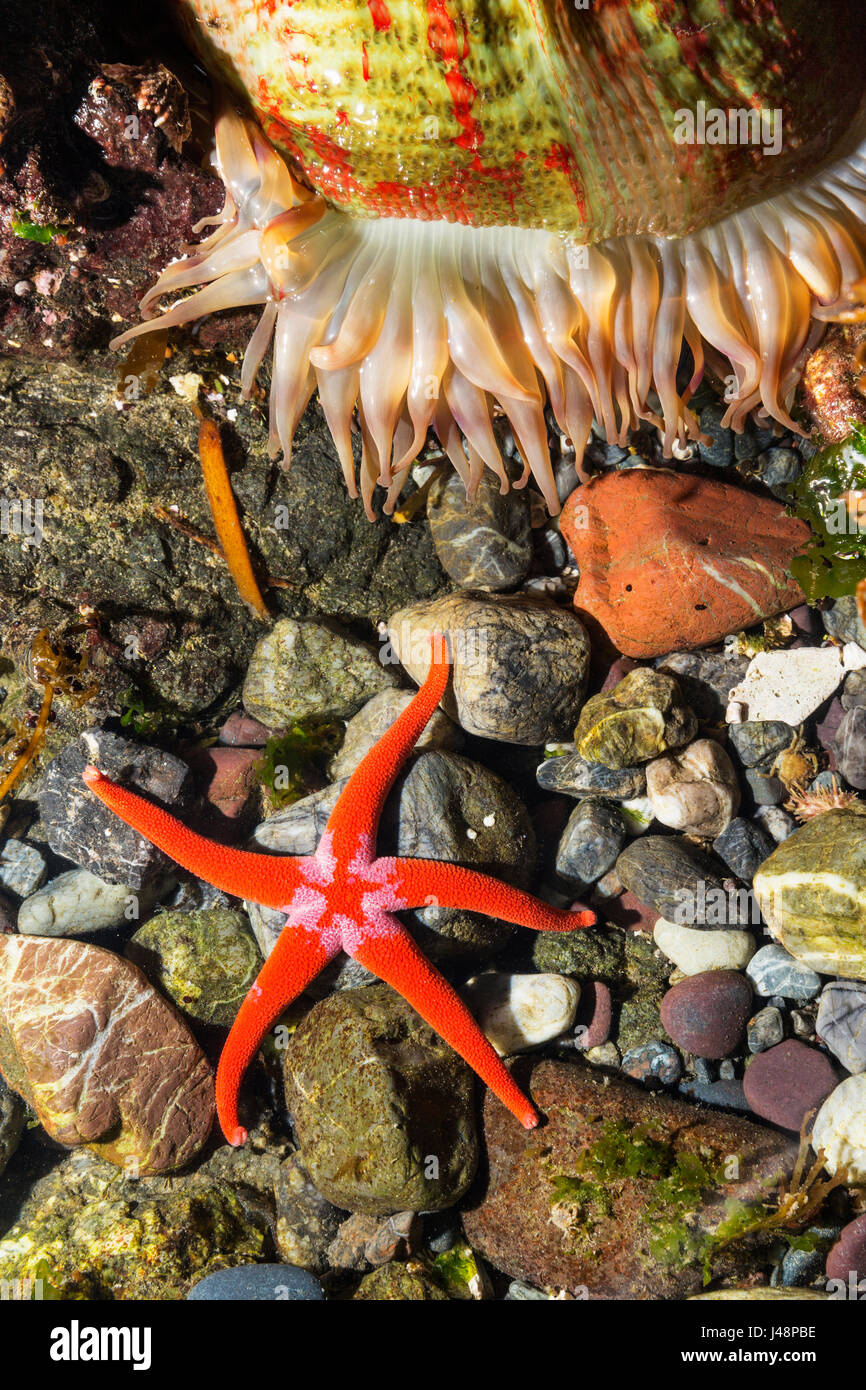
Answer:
[82, 634, 595, 1143]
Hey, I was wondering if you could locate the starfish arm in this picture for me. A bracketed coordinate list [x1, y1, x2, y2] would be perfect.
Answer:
[82, 765, 305, 909]
[388, 857, 596, 931]
[217, 926, 339, 1147]
[326, 633, 451, 856]
[350, 915, 541, 1129]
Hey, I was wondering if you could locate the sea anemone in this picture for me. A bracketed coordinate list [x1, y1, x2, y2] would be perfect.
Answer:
[113, 0, 866, 516]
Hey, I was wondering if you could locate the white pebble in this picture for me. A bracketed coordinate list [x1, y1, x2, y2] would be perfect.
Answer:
[726, 647, 862, 725]
[813, 1075, 866, 1183]
[462, 973, 579, 1056]
[653, 919, 756, 975]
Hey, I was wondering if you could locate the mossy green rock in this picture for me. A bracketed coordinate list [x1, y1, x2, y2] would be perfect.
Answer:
[462, 1060, 799, 1299]
[284, 985, 478, 1216]
[0, 1072, 24, 1178]
[125, 908, 263, 1028]
[352, 1263, 450, 1300]
[753, 810, 866, 978]
[533, 926, 670, 1051]
[575, 669, 697, 770]
[243, 618, 399, 727]
[0, 1152, 269, 1300]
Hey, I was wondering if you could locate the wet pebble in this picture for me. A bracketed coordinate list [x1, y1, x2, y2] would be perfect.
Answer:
[17, 868, 144, 937]
[841, 669, 866, 710]
[645, 738, 739, 838]
[620, 1040, 682, 1085]
[243, 617, 398, 727]
[816, 981, 866, 1074]
[426, 468, 532, 591]
[728, 720, 795, 769]
[832, 707, 866, 789]
[555, 798, 629, 887]
[746, 944, 821, 1000]
[187, 1265, 325, 1301]
[752, 446, 803, 495]
[0, 839, 47, 898]
[743, 1040, 839, 1131]
[826, 1215, 866, 1284]
[536, 750, 646, 800]
[660, 970, 753, 1059]
[678, 1078, 749, 1112]
[575, 668, 697, 769]
[653, 919, 756, 976]
[616, 835, 730, 926]
[747, 1006, 785, 1054]
[658, 651, 750, 724]
[753, 805, 796, 842]
[462, 972, 579, 1055]
[218, 710, 272, 746]
[573, 980, 612, 1050]
[813, 1075, 866, 1181]
[712, 817, 775, 883]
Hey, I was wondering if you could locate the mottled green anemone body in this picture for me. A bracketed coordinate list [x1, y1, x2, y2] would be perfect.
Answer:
[181, 0, 865, 235]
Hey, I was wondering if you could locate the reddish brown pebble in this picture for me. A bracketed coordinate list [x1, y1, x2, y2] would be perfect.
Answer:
[561, 470, 808, 658]
[186, 746, 261, 819]
[218, 710, 273, 747]
[660, 970, 753, 1059]
[742, 1039, 839, 1132]
[574, 980, 612, 1049]
[826, 1214, 866, 1284]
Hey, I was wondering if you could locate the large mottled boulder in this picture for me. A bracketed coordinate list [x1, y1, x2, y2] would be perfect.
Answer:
[562, 469, 807, 658]
[462, 1060, 799, 1299]
[0, 935, 215, 1173]
[387, 592, 590, 744]
[0, 1150, 268, 1300]
[284, 985, 478, 1215]
[753, 810, 866, 978]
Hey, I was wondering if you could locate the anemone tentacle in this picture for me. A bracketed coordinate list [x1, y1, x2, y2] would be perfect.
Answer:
[113, 101, 866, 517]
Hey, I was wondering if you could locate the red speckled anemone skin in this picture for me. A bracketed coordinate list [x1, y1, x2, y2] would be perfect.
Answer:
[82, 636, 596, 1141]
[113, 1, 866, 514]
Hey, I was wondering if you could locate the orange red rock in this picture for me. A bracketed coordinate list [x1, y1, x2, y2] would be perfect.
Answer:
[561, 469, 809, 658]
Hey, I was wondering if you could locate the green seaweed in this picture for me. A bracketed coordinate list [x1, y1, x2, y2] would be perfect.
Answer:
[549, 1120, 722, 1272]
[787, 425, 866, 602]
[254, 721, 342, 808]
[11, 213, 70, 244]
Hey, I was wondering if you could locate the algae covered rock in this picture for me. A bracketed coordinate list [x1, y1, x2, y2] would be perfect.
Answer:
[575, 669, 697, 770]
[753, 810, 866, 978]
[125, 907, 263, 1028]
[0, 1150, 269, 1300]
[461, 1059, 799, 1300]
[284, 984, 478, 1216]
[0, 1072, 24, 1178]
[0, 935, 214, 1174]
[352, 1263, 450, 1300]
[243, 617, 399, 727]
[532, 925, 670, 1053]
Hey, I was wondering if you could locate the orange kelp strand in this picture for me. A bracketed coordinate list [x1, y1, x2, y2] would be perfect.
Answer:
[198, 417, 269, 620]
[0, 685, 54, 803]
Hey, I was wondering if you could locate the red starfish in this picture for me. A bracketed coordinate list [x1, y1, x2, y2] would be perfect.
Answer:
[82, 636, 594, 1143]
